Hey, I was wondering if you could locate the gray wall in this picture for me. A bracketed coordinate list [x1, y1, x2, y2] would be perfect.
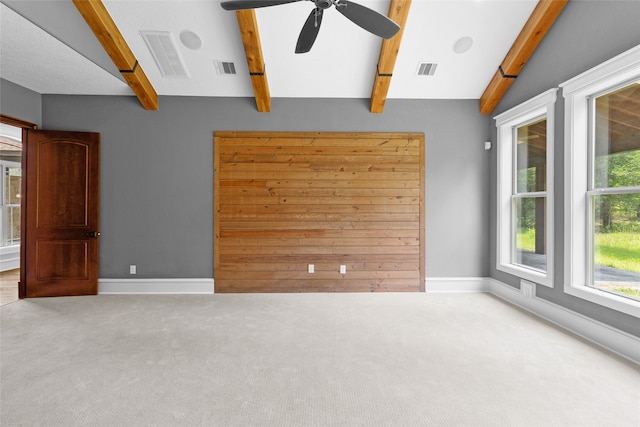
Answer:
[41, 96, 491, 280]
[490, 0, 640, 336]
[0, 78, 42, 127]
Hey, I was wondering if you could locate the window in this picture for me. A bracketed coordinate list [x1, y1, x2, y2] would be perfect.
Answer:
[1, 162, 22, 247]
[561, 45, 640, 317]
[0, 122, 22, 249]
[495, 89, 556, 287]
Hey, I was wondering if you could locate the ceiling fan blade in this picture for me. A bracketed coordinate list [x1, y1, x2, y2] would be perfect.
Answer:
[296, 8, 323, 54]
[335, 0, 400, 39]
[220, 0, 303, 11]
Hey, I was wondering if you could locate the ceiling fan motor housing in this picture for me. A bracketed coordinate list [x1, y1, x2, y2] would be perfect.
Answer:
[316, 0, 334, 9]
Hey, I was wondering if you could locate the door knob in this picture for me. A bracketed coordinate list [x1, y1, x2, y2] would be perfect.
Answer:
[86, 231, 101, 237]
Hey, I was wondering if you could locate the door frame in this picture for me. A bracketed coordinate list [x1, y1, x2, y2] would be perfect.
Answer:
[0, 114, 37, 299]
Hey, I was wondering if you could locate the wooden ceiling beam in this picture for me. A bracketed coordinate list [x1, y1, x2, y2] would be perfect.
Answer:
[72, 0, 134, 71]
[73, 0, 158, 110]
[479, 0, 567, 115]
[235, 10, 271, 113]
[370, 0, 412, 114]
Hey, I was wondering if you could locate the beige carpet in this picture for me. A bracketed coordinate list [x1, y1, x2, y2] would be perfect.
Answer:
[1, 293, 638, 426]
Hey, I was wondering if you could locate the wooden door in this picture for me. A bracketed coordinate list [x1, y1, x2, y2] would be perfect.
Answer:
[20, 130, 100, 298]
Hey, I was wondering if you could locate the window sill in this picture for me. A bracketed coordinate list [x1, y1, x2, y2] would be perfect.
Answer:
[497, 262, 552, 288]
[564, 284, 640, 318]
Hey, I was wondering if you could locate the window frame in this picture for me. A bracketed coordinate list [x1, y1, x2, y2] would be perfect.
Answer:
[495, 89, 557, 287]
[0, 160, 22, 247]
[561, 44, 640, 318]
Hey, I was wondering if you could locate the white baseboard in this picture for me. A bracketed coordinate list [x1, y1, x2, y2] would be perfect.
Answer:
[486, 278, 640, 365]
[0, 256, 19, 272]
[425, 277, 490, 293]
[0, 246, 20, 272]
[99, 278, 214, 294]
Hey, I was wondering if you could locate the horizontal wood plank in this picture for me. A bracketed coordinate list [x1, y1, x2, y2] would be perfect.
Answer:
[219, 221, 419, 230]
[220, 237, 419, 247]
[217, 270, 421, 280]
[219, 162, 420, 172]
[215, 132, 422, 143]
[218, 279, 420, 293]
[219, 204, 420, 214]
[220, 229, 419, 238]
[219, 180, 420, 189]
[219, 187, 420, 197]
[219, 154, 419, 164]
[220, 254, 420, 264]
[219, 213, 419, 223]
[218, 196, 419, 206]
[218, 145, 420, 156]
[219, 262, 420, 272]
[218, 245, 420, 255]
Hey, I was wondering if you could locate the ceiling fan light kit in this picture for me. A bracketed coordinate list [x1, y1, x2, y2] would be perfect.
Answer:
[221, 0, 400, 53]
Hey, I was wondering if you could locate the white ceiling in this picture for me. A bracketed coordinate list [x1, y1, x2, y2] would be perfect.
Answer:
[0, 0, 538, 100]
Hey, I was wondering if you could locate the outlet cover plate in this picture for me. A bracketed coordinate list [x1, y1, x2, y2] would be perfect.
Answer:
[521, 280, 534, 298]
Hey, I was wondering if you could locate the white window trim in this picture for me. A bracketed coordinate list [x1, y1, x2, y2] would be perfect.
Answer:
[561, 44, 640, 318]
[0, 160, 22, 249]
[495, 88, 556, 287]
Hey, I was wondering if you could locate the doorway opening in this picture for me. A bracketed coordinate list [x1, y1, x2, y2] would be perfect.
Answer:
[0, 121, 22, 305]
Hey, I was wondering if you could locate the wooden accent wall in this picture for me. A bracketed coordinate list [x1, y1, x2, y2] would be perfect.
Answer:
[214, 132, 425, 293]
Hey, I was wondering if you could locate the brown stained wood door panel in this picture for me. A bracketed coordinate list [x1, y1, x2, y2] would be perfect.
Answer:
[22, 130, 100, 298]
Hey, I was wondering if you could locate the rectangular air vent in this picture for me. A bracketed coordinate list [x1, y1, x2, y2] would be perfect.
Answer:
[140, 31, 189, 78]
[417, 62, 438, 76]
[214, 60, 237, 76]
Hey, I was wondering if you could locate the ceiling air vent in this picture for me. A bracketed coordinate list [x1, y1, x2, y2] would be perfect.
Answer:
[214, 60, 237, 76]
[140, 31, 190, 78]
[417, 62, 438, 76]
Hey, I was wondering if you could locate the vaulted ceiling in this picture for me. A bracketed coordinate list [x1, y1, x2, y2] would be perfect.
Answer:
[0, 0, 567, 114]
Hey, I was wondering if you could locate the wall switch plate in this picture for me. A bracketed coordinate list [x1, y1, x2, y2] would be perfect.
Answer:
[340, 265, 346, 274]
[129, 265, 137, 275]
[308, 264, 314, 274]
[484, 141, 492, 150]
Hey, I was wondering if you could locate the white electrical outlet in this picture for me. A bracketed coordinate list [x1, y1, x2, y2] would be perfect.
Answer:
[308, 264, 314, 274]
[521, 280, 534, 298]
[130, 265, 137, 275]
[339, 265, 346, 274]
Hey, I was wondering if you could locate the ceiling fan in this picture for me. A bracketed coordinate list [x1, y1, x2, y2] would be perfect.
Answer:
[220, 0, 400, 54]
